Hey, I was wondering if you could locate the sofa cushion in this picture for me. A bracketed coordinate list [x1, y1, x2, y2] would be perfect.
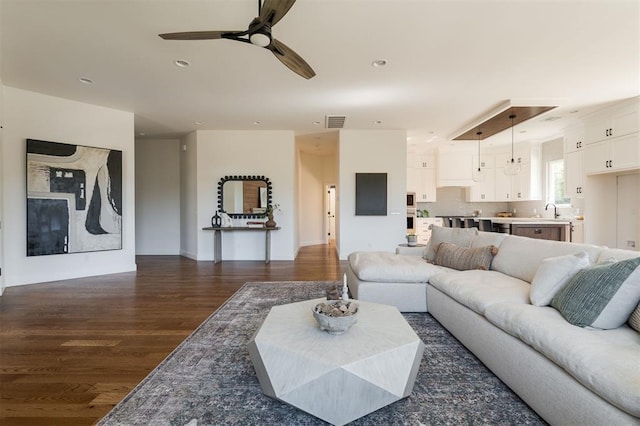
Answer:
[485, 303, 640, 416]
[491, 234, 603, 283]
[428, 270, 530, 315]
[348, 251, 450, 283]
[433, 243, 498, 271]
[470, 230, 508, 250]
[597, 247, 640, 263]
[551, 257, 640, 329]
[425, 226, 477, 262]
[530, 252, 590, 306]
[628, 303, 640, 333]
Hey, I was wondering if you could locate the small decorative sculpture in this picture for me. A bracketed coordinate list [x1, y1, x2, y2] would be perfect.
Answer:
[211, 211, 222, 227]
[220, 212, 233, 227]
[342, 273, 349, 301]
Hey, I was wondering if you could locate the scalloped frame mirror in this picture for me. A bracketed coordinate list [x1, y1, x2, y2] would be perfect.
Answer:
[217, 175, 272, 219]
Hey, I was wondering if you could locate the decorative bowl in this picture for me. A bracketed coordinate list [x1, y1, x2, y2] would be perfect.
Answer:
[312, 300, 359, 335]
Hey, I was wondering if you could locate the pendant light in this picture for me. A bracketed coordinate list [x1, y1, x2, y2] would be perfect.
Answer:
[504, 113, 521, 176]
[472, 131, 485, 182]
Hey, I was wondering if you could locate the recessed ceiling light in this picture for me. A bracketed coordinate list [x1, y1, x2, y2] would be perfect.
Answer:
[373, 120, 383, 124]
[194, 121, 203, 125]
[139, 132, 145, 136]
[372, 59, 387, 67]
[79, 77, 94, 84]
[312, 121, 321, 125]
[174, 59, 191, 68]
[519, 130, 527, 134]
[252, 121, 261, 125]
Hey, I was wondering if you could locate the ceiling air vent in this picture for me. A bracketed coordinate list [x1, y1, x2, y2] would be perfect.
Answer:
[325, 115, 347, 129]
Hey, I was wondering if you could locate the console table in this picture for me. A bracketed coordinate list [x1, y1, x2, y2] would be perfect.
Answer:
[202, 226, 280, 264]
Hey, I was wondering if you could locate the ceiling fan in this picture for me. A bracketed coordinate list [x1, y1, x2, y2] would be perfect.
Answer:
[159, 0, 315, 79]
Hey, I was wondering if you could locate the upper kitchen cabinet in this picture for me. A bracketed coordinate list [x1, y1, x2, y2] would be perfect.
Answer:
[466, 154, 496, 202]
[564, 124, 585, 153]
[564, 150, 584, 198]
[437, 148, 474, 187]
[582, 133, 640, 175]
[407, 153, 436, 202]
[496, 143, 541, 201]
[466, 143, 541, 202]
[584, 100, 638, 145]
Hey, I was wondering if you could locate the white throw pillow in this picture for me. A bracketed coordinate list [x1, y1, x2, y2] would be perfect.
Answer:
[530, 252, 589, 306]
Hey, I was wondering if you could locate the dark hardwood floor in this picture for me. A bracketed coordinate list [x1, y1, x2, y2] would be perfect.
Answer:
[0, 245, 347, 425]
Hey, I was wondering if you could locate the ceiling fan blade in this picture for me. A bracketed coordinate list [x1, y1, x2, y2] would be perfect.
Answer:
[268, 39, 315, 79]
[159, 30, 238, 40]
[259, 0, 297, 26]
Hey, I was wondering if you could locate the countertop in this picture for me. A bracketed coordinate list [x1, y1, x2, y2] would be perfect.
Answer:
[436, 216, 580, 225]
[485, 217, 573, 225]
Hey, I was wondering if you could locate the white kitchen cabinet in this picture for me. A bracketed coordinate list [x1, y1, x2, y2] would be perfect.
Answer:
[437, 149, 474, 187]
[494, 166, 513, 202]
[412, 154, 435, 169]
[466, 168, 496, 201]
[564, 125, 585, 153]
[571, 221, 584, 244]
[512, 162, 541, 200]
[564, 150, 584, 198]
[414, 168, 437, 202]
[583, 133, 640, 175]
[407, 154, 436, 202]
[584, 100, 639, 145]
[492, 144, 541, 201]
[415, 217, 443, 245]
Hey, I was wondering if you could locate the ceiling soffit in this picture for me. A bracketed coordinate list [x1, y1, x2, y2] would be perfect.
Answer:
[453, 105, 558, 141]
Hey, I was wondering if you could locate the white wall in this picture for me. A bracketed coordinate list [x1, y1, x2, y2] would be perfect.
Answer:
[1, 87, 136, 287]
[337, 130, 407, 259]
[180, 132, 198, 259]
[135, 139, 181, 255]
[193, 130, 296, 261]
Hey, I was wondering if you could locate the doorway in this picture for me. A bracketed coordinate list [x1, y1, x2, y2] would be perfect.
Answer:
[326, 185, 336, 245]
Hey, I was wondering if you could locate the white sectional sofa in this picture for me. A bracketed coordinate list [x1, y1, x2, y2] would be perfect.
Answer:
[346, 226, 640, 425]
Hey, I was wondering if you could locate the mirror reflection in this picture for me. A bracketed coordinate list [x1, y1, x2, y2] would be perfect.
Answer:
[217, 175, 272, 218]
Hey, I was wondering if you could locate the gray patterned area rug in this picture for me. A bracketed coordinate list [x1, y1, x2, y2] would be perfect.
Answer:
[98, 281, 545, 425]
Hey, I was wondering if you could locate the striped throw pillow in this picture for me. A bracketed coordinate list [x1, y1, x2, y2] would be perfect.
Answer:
[433, 242, 498, 271]
[551, 257, 640, 329]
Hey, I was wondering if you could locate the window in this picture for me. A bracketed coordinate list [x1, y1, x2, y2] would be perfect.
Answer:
[547, 159, 570, 206]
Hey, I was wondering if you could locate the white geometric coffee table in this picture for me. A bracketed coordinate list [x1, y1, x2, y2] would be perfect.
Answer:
[248, 298, 425, 426]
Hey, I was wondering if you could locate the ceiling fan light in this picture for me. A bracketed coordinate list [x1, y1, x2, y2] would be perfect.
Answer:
[250, 32, 271, 47]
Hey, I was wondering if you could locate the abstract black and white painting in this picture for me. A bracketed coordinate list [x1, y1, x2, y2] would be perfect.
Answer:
[26, 139, 122, 256]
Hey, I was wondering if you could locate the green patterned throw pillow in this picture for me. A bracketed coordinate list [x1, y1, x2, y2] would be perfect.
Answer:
[551, 257, 640, 329]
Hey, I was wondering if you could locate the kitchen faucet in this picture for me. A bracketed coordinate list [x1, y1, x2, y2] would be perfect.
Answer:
[545, 203, 560, 219]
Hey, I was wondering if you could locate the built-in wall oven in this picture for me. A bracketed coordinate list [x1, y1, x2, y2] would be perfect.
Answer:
[407, 192, 416, 209]
[407, 211, 416, 234]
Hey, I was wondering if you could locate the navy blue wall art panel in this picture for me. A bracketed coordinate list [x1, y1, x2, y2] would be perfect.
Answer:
[26, 139, 123, 256]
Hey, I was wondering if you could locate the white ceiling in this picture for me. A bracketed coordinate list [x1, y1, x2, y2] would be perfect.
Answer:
[1, 0, 638, 152]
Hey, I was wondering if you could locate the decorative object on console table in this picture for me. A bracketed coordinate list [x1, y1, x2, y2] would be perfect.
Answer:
[407, 233, 418, 246]
[211, 211, 222, 227]
[265, 203, 280, 228]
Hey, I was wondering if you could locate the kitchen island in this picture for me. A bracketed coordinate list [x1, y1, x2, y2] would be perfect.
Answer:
[492, 219, 570, 241]
[439, 216, 575, 242]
